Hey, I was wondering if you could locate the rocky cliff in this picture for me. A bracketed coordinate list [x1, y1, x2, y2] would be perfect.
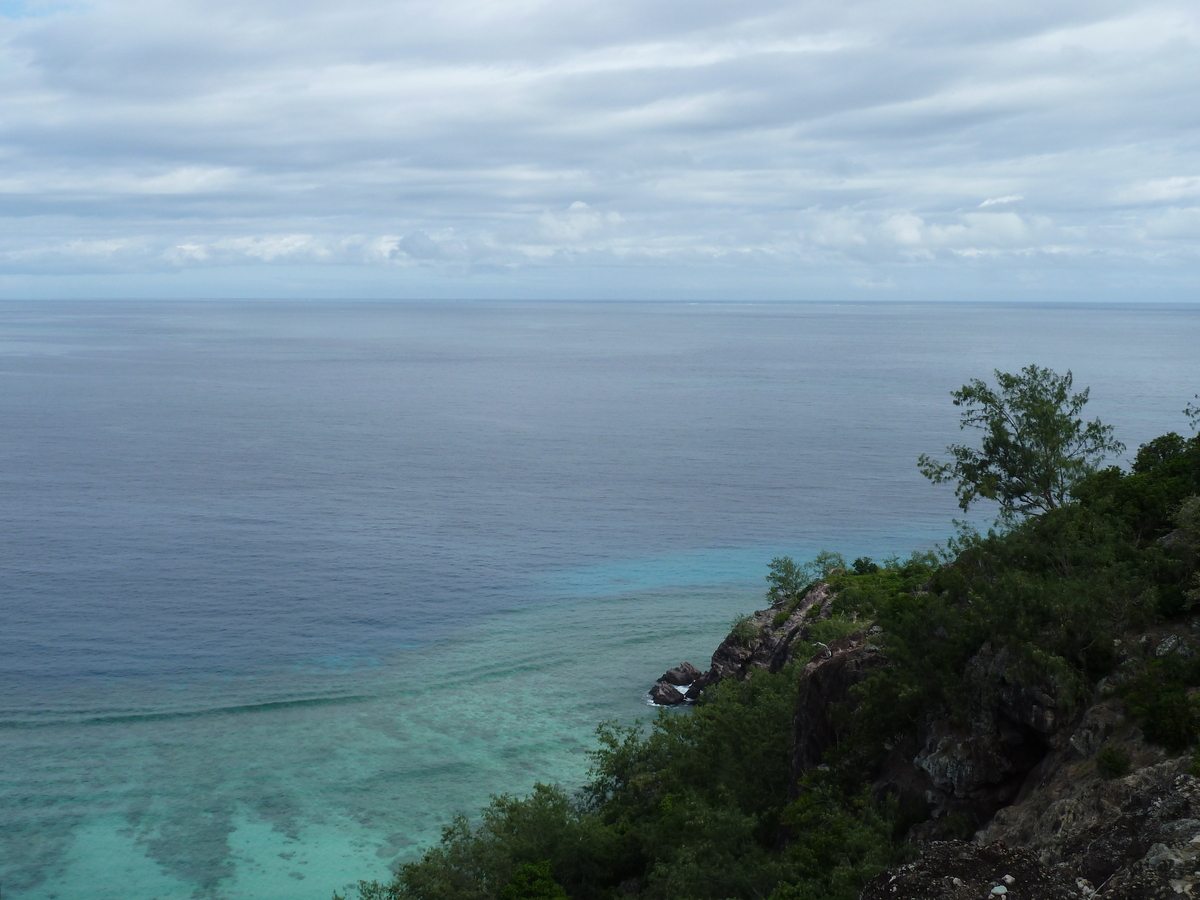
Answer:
[656, 583, 1200, 900]
[650, 582, 839, 704]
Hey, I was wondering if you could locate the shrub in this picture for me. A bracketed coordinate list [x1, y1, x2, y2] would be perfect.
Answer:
[730, 613, 761, 645]
[1096, 745, 1131, 779]
[852, 557, 880, 575]
[500, 861, 568, 900]
[808, 616, 860, 646]
[1141, 692, 1199, 754]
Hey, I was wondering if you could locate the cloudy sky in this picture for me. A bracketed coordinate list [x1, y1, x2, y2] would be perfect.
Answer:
[1, 0, 1198, 300]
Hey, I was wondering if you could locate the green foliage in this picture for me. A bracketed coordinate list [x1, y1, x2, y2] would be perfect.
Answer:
[1124, 652, 1200, 755]
[852, 557, 880, 575]
[766, 552, 847, 605]
[343, 784, 624, 900]
[766, 557, 808, 605]
[1096, 745, 1131, 779]
[1141, 692, 1199, 755]
[807, 615, 861, 646]
[1075, 433, 1200, 542]
[811, 550, 849, 579]
[499, 862, 568, 900]
[730, 613, 760, 645]
[918, 365, 1124, 519]
[770, 781, 905, 900]
[1178, 496, 1200, 549]
[580, 666, 901, 900]
[835, 501, 1177, 754]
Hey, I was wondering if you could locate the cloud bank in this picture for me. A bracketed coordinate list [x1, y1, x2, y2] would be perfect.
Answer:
[1, 0, 1198, 298]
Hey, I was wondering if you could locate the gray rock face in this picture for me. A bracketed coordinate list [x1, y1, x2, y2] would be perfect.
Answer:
[997, 764, 1200, 899]
[847, 645, 1066, 838]
[865, 619, 1200, 900]
[885, 767, 1200, 900]
[684, 672, 718, 700]
[696, 582, 838, 693]
[860, 841, 1077, 900]
[789, 630, 886, 782]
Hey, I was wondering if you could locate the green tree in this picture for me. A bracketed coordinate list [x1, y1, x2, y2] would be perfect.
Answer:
[500, 861, 568, 900]
[918, 365, 1124, 519]
[766, 552, 847, 605]
[765, 557, 806, 605]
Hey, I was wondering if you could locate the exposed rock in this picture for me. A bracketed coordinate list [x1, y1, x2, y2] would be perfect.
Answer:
[1155, 634, 1194, 658]
[658, 662, 703, 686]
[789, 630, 886, 782]
[870, 660, 1199, 900]
[859, 841, 1078, 900]
[863, 763, 1200, 900]
[648, 682, 685, 706]
[859, 645, 1072, 837]
[684, 671, 718, 700]
[686, 583, 838, 698]
[1066, 698, 1127, 759]
[656, 578, 1200, 900]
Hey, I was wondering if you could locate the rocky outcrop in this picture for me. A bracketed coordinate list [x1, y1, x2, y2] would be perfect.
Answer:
[649, 682, 687, 706]
[864, 625, 1200, 899]
[789, 628, 887, 783]
[855, 643, 1076, 838]
[648, 662, 705, 705]
[653, 583, 840, 703]
[659, 662, 703, 686]
[860, 841, 1077, 900]
[864, 765, 1200, 899]
[653, 579, 1200, 899]
[708, 583, 838, 682]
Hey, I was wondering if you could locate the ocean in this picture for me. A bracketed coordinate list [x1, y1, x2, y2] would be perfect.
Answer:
[1, 300, 1196, 899]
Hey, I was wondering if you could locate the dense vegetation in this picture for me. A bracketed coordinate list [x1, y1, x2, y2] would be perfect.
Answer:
[339, 386, 1200, 900]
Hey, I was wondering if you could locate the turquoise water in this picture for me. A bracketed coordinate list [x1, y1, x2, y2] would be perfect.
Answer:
[2, 301, 1197, 899]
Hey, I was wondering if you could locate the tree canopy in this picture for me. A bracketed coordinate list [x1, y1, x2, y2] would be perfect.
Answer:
[918, 364, 1124, 519]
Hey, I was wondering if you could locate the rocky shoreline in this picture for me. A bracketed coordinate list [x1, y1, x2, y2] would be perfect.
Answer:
[648, 582, 841, 706]
[652, 581, 1200, 899]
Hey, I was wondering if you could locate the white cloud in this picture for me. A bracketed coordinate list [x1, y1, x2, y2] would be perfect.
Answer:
[980, 195, 1023, 207]
[0, 0, 1198, 296]
[1118, 176, 1200, 204]
[537, 201, 623, 243]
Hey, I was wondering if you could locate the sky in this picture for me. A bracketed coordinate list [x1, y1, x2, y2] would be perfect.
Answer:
[1, 0, 1199, 300]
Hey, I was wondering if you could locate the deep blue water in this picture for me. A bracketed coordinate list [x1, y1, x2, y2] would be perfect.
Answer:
[1, 300, 1196, 899]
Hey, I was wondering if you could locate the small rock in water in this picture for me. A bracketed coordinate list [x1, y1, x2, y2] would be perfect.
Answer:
[659, 662, 703, 686]
[1002, 874, 1015, 885]
[649, 682, 686, 706]
[990, 886, 1008, 895]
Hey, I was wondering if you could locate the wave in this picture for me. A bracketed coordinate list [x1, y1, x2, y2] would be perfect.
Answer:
[0, 692, 376, 729]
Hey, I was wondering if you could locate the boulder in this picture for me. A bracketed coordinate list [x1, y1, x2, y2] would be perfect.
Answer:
[659, 661, 703, 686]
[684, 671, 719, 700]
[649, 682, 686, 706]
